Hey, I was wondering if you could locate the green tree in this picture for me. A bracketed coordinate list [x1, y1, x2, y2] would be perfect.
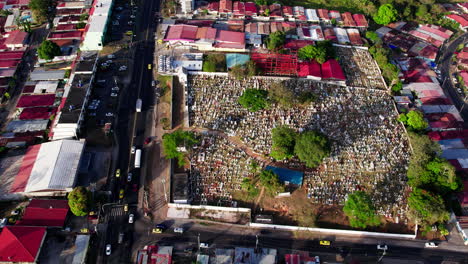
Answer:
[238, 89, 269, 112]
[68, 186, 91, 216]
[37, 40, 61, 60]
[203, 54, 226, 72]
[399, 110, 428, 131]
[343, 191, 381, 229]
[255, 0, 267, 5]
[270, 125, 297, 160]
[259, 170, 284, 195]
[297, 41, 334, 64]
[373, 4, 398, 25]
[76, 22, 86, 29]
[424, 158, 462, 194]
[269, 81, 296, 108]
[408, 188, 449, 226]
[294, 131, 330, 168]
[29, 0, 53, 23]
[365, 31, 381, 44]
[241, 177, 259, 197]
[406, 132, 441, 185]
[266, 31, 285, 51]
[162, 130, 199, 166]
[391, 80, 402, 94]
[415, 5, 429, 20]
[229, 61, 258, 80]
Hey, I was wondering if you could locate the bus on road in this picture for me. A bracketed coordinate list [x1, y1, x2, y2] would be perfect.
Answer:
[135, 149, 141, 168]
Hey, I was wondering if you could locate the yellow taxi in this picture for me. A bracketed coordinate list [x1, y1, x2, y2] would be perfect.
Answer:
[152, 228, 163, 234]
[148, 64, 152, 70]
[320, 240, 331, 246]
[115, 169, 120, 178]
[119, 189, 124, 199]
[124, 204, 128, 212]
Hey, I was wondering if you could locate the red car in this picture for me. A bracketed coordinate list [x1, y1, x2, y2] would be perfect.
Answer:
[132, 184, 138, 192]
[144, 137, 152, 145]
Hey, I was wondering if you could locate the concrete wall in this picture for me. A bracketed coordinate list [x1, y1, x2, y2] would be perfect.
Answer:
[249, 223, 416, 239]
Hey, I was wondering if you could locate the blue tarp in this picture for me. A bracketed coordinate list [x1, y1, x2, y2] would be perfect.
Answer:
[265, 166, 304, 185]
[226, 53, 250, 69]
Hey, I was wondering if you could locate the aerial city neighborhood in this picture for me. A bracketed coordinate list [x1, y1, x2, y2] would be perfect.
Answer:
[0, 0, 468, 262]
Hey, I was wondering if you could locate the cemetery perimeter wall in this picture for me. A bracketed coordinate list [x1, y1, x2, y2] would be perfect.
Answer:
[167, 203, 416, 239]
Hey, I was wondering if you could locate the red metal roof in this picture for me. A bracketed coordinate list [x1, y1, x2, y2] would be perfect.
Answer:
[352, 14, 368, 27]
[282, 6, 293, 16]
[164, 24, 198, 41]
[19, 107, 57, 120]
[321, 59, 345, 80]
[17, 94, 56, 107]
[0, 51, 24, 60]
[208, 1, 219, 11]
[4, 30, 27, 46]
[55, 24, 76, 31]
[0, 226, 46, 263]
[16, 199, 69, 227]
[285, 254, 300, 264]
[0, 60, 19, 68]
[10, 144, 41, 193]
[284, 39, 314, 50]
[447, 14, 468, 28]
[219, 0, 233, 13]
[216, 30, 245, 44]
[22, 85, 35, 93]
[56, 8, 82, 16]
[317, 9, 329, 20]
[48, 30, 82, 39]
[244, 2, 256, 15]
[297, 61, 321, 78]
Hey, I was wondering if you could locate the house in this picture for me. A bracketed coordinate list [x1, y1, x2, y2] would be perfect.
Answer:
[334, 27, 350, 44]
[214, 30, 245, 50]
[244, 2, 257, 16]
[180, 0, 193, 14]
[207, 2, 219, 15]
[305, 9, 319, 22]
[282, 6, 293, 18]
[352, 14, 368, 28]
[329, 10, 342, 23]
[219, 0, 233, 14]
[297, 60, 321, 80]
[341, 12, 356, 27]
[164, 24, 198, 43]
[317, 9, 330, 22]
[0, 226, 47, 263]
[447, 14, 468, 30]
[4, 30, 28, 49]
[346, 28, 363, 45]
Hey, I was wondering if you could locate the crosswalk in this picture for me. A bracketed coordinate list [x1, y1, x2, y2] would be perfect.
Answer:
[103, 206, 127, 223]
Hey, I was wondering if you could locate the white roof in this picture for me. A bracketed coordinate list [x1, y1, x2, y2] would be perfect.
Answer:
[376, 26, 392, 38]
[310, 25, 324, 41]
[173, 60, 202, 71]
[92, 0, 112, 16]
[305, 9, 319, 22]
[72, 235, 90, 264]
[87, 15, 108, 33]
[25, 140, 84, 193]
[334, 27, 350, 44]
[33, 81, 59, 94]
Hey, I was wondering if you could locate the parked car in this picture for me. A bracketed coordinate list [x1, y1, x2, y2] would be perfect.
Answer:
[106, 112, 114, 117]
[127, 173, 132, 182]
[131, 146, 136, 154]
[128, 214, 134, 224]
[0, 218, 7, 228]
[173, 227, 184, 233]
[200, 243, 209, 248]
[424, 242, 438, 248]
[377, 244, 388, 251]
[106, 244, 111, 255]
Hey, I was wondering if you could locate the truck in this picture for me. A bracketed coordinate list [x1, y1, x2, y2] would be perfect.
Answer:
[136, 98, 142, 112]
[135, 149, 141, 168]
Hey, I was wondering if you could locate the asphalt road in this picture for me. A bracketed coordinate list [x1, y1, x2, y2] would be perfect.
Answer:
[101, 0, 159, 261]
[438, 32, 468, 121]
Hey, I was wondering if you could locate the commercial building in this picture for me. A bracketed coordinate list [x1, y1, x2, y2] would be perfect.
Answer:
[0, 226, 47, 263]
[81, 0, 113, 50]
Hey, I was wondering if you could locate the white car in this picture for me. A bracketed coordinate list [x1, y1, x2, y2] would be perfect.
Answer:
[128, 214, 134, 224]
[127, 173, 132, 182]
[377, 244, 388, 251]
[110, 93, 118, 97]
[314, 256, 320, 264]
[119, 66, 127, 71]
[199, 243, 209, 248]
[106, 244, 111, 255]
[0, 218, 7, 228]
[173, 227, 184, 233]
[112, 86, 119, 91]
[107, 54, 116, 59]
[131, 146, 135, 154]
[106, 112, 114, 117]
[425, 242, 438, 248]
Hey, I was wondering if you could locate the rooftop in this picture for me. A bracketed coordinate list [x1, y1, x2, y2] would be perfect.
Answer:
[16, 199, 69, 227]
[0, 226, 46, 263]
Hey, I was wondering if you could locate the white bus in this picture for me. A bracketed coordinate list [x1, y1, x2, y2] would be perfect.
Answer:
[136, 98, 142, 112]
[135, 149, 141, 168]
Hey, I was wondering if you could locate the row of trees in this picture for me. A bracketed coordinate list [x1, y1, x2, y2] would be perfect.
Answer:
[238, 83, 317, 112]
[398, 110, 428, 132]
[271, 126, 331, 168]
[406, 132, 461, 233]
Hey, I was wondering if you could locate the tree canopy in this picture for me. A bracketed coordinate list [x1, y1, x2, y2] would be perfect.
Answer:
[68, 186, 91, 216]
[343, 191, 381, 229]
[270, 125, 297, 160]
[294, 131, 330, 168]
[298, 41, 335, 64]
[37, 40, 61, 60]
[398, 110, 428, 131]
[266, 31, 286, 51]
[373, 4, 398, 25]
[259, 170, 284, 195]
[203, 54, 226, 72]
[29, 0, 53, 23]
[229, 60, 258, 80]
[162, 130, 199, 166]
[238, 88, 269, 112]
[408, 188, 449, 226]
